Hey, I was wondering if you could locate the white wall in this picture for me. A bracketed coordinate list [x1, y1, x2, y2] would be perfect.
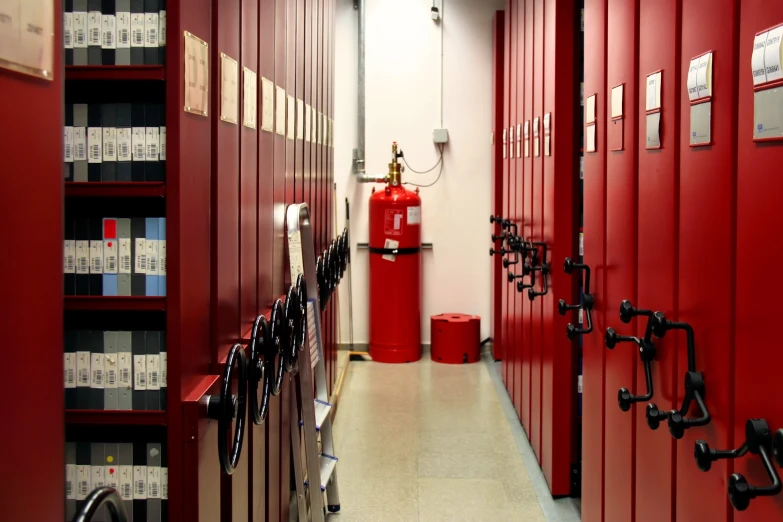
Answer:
[334, 0, 503, 345]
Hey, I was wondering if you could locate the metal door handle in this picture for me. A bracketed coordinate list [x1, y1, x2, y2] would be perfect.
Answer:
[72, 487, 128, 522]
[558, 257, 594, 339]
[207, 343, 248, 475]
[694, 419, 781, 511]
[604, 327, 656, 412]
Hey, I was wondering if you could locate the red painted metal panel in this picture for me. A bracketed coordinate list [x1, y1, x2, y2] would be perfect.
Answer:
[513, 0, 525, 423]
[492, 11, 505, 363]
[736, 3, 783, 520]
[677, 2, 738, 521]
[635, 1, 680, 520]
[603, 1, 638, 520]
[0, 4, 63, 521]
[581, 0, 607, 519]
[530, 0, 545, 462]
[521, 0, 534, 436]
[541, 0, 576, 497]
[501, 0, 511, 391]
[304, 0, 313, 243]
[508, 0, 518, 415]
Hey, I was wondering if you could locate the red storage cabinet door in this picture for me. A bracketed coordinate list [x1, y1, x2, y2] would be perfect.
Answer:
[530, 0, 545, 462]
[513, 0, 525, 423]
[582, 0, 607, 520]
[677, 2, 738, 521]
[509, 0, 519, 415]
[735, 1, 783, 519]
[635, 1, 680, 521]
[502, 0, 512, 391]
[521, 0, 535, 436]
[603, 1, 638, 520]
[491, 11, 505, 364]
[542, 0, 576, 497]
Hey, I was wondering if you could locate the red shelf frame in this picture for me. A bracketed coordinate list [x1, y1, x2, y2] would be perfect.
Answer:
[65, 182, 166, 198]
[65, 65, 166, 81]
[64, 296, 166, 311]
[66, 410, 167, 426]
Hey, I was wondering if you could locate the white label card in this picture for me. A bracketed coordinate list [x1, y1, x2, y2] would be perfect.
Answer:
[261, 77, 274, 131]
[753, 31, 769, 86]
[220, 53, 239, 124]
[147, 354, 160, 390]
[118, 352, 132, 388]
[765, 26, 783, 83]
[646, 71, 662, 111]
[696, 53, 713, 99]
[64, 13, 74, 49]
[160, 127, 166, 160]
[184, 31, 209, 117]
[146, 239, 159, 275]
[105, 354, 117, 389]
[243, 67, 257, 129]
[77, 351, 91, 387]
[64, 353, 76, 388]
[145, 127, 160, 161]
[160, 352, 167, 388]
[161, 468, 168, 499]
[103, 127, 117, 161]
[104, 238, 118, 274]
[147, 467, 161, 498]
[407, 206, 421, 225]
[117, 12, 131, 48]
[76, 241, 90, 275]
[74, 128, 87, 161]
[133, 466, 147, 500]
[586, 94, 596, 123]
[611, 84, 624, 118]
[119, 467, 133, 500]
[105, 465, 118, 490]
[74, 12, 88, 48]
[77, 466, 91, 500]
[134, 238, 146, 274]
[586, 124, 597, 152]
[102, 15, 116, 49]
[91, 353, 105, 389]
[132, 128, 146, 161]
[88, 128, 102, 163]
[64, 127, 74, 163]
[117, 128, 132, 162]
[144, 13, 159, 48]
[159, 240, 167, 276]
[90, 241, 103, 274]
[134, 355, 147, 390]
[88, 11, 102, 46]
[159, 10, 167, 46]
[543, 113, 551, 134]
[533, 118, 540, 138]
[66, 464, 76, 499]
[64, 240, 76, 274]
[131, 14, 144, 47]
[687, 57, 699, 101]
[276, 86, 286, 135]
[382, 238, 400, 262]
[119, 239, 132, 274]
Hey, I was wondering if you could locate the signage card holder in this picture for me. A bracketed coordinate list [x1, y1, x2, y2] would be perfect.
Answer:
[609, 83, 624, 152]
[585, 94, 597, 153]
[687, 51, 713, 147]
[645, 71, 663, 150]
[753, 23, 783, 142]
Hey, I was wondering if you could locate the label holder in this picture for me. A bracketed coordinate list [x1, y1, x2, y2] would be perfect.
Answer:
[688, 51, 713, 148]
[610, 83, 624, 152]
[753, 23, 783, 143]
[645, 70, 663, 151]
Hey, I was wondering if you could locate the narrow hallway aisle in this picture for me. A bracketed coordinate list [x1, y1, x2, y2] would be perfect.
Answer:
[327, 354, 547, 522]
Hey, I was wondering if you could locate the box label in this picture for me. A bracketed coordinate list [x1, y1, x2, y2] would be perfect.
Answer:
[76, 241, 90, 274]
[159, 127, 166, 160]
[91, 353, 104, 389]
[159, 240, 167, 276]
[76, 465, 91, 500]
[146, 239, 159, 275]
[73, 128, 87, 161]
[64, 13, 74, 49]
[119, 238, 132, 274]
[73, 13, 88, 48]
[134, 238, 146, 273]
[147, 466, 161, 498]
[103, 127, 117, 161]
[90, 240, 103, 274]
[134, 355, 147, 390]
[104, 353, 117, 389]
[77, 351, 91, 388]
[117, 12, 131, 49]
[104, 238, 118, 274]
[145, 127, 160, 161]
[88, 128, 102, 163]
[64, 353, 76, 388]
[159, 10, 167, 46]
[118, 352, 132, 389]
[119, 467, 133, 500]
[147, 354, 160, 390]
[160, 352, 167, 388]
[102, 14, 116, 49]
[145, 13, 159, 48]
[64, 240, 76, 274]
[117, 128, 132, 162]
[132, 128, 146, 161]
[88, 11, 101, 46]
[64, 127, 74, 163]
[131, 14, 144, 48]
[133, 466, 147, 500]
[66, 464, 76, 499]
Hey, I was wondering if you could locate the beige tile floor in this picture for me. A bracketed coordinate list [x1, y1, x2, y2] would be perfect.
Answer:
[326, 356, 546, 522]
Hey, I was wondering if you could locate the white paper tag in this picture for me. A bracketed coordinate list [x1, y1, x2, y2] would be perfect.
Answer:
[105, 464, 118, 490]
[159, 10, 167, 46]
[119, 467, 133, 500]
[611, 84, 623, 118]
[102, 14, 116, 49]
[159, 240, 167, 276]
[103, 127, 117, 162]
[407, 206, 421, 225]
[64, 353, 76, 388]
[64, 13, 74, 49]
[161, 468, 168, 499]
[77, 351, 91, 387]
[382, 238, 400, 262]
[118, 352, 132, 389]
[104, 238, 118, 274]
[88, 128, 103, 164]
[119, 238, 132, 274]
[131, 14, 145, 48]
[147, 466, 161, 498]
[117, 128, 132, 162]
[543, 113, 551, 134]
[145, 127, 160, 161]
[133, 466, 147, 500]
[159, 127, 166, 160]
[73, 128, 87, 161]
[92, 468, 105, 492]
[132, 128, 146, 161]
[88, 11, 102, 46]
[146, 239, 159, 275]
[160, 352, 167, 388]
[64, 127, 74, 163]
[696, 53, 712, 99]
[76, 241, 90, 275]
[586, 95, 596, 123]
[66, 463, 77, 499]
[73, 12, 88, 48]
[586, 124, 596, 152]
[147, 354, 160, 390]
[687, 57, 699, 101]
[765, 26, 783, 83]
[91, 353, 105, 389]
[105, 354, 118, 389]
[243, 68, 258, 129]
[145, 13, 159, 48]
[134, 355, 147, 390]
[646, 71, 662, 111]
[135, 238, 146, 273]
[90, 241, 104, 274]
[753, 31, 769, 86]
[533, 118, 540, 137]
[64, 240, 76, 274]
[117, 12, 131, 48]
[287, 230, 304, 280]
[76, 465, 91, 500]
[261, 77, 274, 132]
[221, 54, 239, 124]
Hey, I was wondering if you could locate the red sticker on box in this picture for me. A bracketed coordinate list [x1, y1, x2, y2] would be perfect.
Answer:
[384, 209, 404, 236]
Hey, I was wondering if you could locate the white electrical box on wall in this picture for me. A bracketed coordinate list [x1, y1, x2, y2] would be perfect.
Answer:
[433, 128, 449, 143]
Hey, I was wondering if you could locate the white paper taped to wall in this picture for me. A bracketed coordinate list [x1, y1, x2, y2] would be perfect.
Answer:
[764, 26, 783, 83]
[646, 71, 662, 111]
[687, 58, 699, 101]
[753, 31, 769, 86]
[611, 84, 623, 118]
[696, 53, 712, 99]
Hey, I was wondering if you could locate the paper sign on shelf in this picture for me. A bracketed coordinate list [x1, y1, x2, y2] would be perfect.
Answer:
[695, 53, 713, 99]
[586, 94, 596, 123]
[184, 31, 209, 117]
[611, 84, 623, 118]
[764, 26, 783, 83]
[753, 31, 769, 86]
[646, 72, 662, 111]
[687, 57, 699, 101]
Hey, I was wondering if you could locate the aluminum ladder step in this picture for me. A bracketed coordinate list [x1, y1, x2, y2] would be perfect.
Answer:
[314, 399, 332, 431]
[319, 453, 338, 492]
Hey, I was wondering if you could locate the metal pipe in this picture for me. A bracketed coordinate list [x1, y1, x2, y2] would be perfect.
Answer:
[355, 0, 366, 174]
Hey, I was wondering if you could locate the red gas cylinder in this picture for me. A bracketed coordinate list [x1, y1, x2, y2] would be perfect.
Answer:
[369, 143, 422, 363]
[430, 314, 481, 364]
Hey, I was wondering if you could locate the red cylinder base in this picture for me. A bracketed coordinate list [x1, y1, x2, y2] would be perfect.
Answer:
[369, 342, 422, 364]
[430, 314, 481, 364]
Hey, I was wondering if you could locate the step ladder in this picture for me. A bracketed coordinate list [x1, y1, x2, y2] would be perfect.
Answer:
[286, 203, 341, 521]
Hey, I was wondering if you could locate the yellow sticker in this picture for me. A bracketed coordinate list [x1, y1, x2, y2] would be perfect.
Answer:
[106, 456, 114, 463]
